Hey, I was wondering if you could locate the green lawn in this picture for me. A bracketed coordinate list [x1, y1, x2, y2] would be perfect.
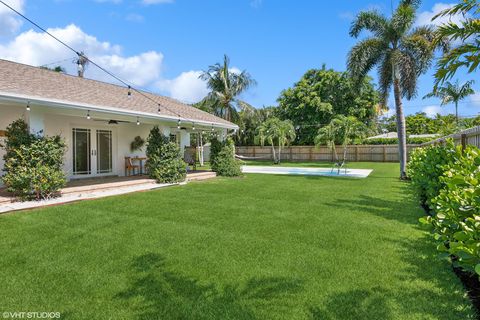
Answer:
[0, 162, 475, 319]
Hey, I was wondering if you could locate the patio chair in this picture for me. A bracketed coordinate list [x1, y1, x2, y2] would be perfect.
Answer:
[125, 157, 140, 176]
[184, 147, 197, 171]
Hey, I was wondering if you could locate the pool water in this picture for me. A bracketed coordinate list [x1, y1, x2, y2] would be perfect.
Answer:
[241, 166, 372, 178]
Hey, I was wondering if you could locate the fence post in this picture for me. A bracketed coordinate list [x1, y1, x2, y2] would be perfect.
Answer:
[309, 147, 313, 161]
[461, 134, 467, 152]
[290, 147, 293, 161]
[355, 146, 359, 162]
[383, 146, 386, 162]
[253, 146, 256, 158]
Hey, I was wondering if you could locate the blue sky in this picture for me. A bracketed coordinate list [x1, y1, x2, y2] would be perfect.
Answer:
[0, 0, 479, 118]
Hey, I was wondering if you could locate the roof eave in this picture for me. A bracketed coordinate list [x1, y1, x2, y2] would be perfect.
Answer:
[0, 91, 239, 130]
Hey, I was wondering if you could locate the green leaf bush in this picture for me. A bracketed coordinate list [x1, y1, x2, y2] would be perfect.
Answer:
[210, 137, 242, 177]
[363, 137, 434, 145]
[410, 141, 480, 276]
[408, 140, 459, 210]
[146, 126, 186, 183]
[2, 119, 67, 200]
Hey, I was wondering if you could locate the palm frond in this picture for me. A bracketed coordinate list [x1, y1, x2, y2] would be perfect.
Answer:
[350, 10, 388, 38]
[347, 37, 387, 84]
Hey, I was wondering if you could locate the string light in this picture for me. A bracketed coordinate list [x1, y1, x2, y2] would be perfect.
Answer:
[86, 110, 91, 120]
[192, 122, 195, 130]
[26, 101, 30, 111]
[157, 104, 161, 113]
[136, 117, 140, 125]
[177, 119, 181, 129]
[211, 124, 215, 131]
[127, 85, 132, 98]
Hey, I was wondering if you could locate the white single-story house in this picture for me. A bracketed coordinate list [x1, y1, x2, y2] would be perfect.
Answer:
[366, 132, 439, 139]
[0, 59, 237, 180]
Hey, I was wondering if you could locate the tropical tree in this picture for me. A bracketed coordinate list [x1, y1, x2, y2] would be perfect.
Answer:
[235, 106, 278, 146]
[315, 115, 367, 163]
[423, 80, 475, 122]
[432, 0, 480, 85]
[198, 55, 256, 122]
[347, 0, 444, 179]
[276, 66, 379, 145]
[257, 117, 296, 164]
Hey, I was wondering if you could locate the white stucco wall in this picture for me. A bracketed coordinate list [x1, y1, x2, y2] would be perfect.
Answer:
[0, 104, 204, 180]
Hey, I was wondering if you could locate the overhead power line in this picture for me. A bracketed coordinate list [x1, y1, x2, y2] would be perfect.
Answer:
[0, 0, 193, 122]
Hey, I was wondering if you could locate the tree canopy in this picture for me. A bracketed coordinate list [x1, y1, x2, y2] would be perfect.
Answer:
[276, 67, 379, 145]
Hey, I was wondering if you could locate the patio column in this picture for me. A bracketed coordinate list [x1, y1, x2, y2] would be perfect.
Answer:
[27, 109, 45, 137]
[179, 130, 190, 152]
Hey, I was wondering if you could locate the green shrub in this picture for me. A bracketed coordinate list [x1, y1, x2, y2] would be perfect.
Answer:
[2, 119, 66, 200]
[420, 146, 480, 274]
[407, 140, 459, 210]
[363, 137, 434, 145]
[210, 137, 242, 177]
[146, 126, 186, 183]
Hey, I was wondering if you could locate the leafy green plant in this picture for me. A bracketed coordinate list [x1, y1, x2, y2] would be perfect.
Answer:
[210, 137, 242, 177]
[146, 126, 186, 183]
[364, 137, 435, 145]
[420, 145, 480, 274]
[2, 119, 66, 200]
[130, 136, 145, 152]
[408, 140, 459, 210]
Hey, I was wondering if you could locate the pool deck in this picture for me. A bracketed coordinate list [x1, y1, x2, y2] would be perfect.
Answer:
[241, 165, 373, 178]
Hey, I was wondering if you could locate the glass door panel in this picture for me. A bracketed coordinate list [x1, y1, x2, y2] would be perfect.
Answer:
[96, 130, 112, 174]
[72, 128, 91, 175]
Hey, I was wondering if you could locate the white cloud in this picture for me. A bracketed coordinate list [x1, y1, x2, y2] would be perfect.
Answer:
[94, 0, 122, 3]
[250, 0, 262, 8]
[157, 71, 208, 103]
[0, 0, 25, 36]
[415, 3, 466, 27]
[422, 105, 444, 117]
[0, 24, 163, 87]
[142, 0, 174, 5]
[125, 13, 144, 23]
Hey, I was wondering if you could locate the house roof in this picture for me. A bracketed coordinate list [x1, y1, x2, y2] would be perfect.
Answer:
[0, 59, 236, 129]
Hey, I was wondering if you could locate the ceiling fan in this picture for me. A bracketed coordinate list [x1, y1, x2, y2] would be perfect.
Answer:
[91, 119, 131, 125]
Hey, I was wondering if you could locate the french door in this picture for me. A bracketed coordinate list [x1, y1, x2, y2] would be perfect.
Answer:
[72, 128, 113, 176]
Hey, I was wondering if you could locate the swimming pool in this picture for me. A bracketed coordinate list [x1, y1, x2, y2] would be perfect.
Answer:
[241, 165, 373, 178]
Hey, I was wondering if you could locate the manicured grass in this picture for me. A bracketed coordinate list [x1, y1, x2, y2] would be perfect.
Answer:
[0, 162, 475, 319]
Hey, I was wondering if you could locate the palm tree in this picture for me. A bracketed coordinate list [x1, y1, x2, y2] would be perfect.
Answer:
[315, 115, 367, 163]
[423, 80, 475, 122]
[199, 55, 256, 122]
[432, 0, 480, 85]
[257, 117, 295, 164]
[347, 0, 443, 179]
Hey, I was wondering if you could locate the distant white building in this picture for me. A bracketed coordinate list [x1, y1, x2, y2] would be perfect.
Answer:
[366, 132, 439, 139]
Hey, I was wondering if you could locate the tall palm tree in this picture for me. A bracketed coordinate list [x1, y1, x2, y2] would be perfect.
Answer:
[347, 0, 443, 179]
[423, 80, 475, 122]
[199, 55, 256, 122]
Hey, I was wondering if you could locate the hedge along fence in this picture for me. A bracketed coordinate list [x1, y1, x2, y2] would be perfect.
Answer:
[236, 145, 421, 162]
[421, 125, 480, 149]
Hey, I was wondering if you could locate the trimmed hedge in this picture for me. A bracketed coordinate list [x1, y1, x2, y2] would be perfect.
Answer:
[146, 126, 186, 183]
[363, 137, 434, 145]
[210, 137, 242, 177]
[409, 141, 480, 275]
[1, 119, 66, 200]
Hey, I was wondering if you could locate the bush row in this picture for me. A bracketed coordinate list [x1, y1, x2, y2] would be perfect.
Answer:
[408, 141, 480, 275]
[363, 137, 434, 145]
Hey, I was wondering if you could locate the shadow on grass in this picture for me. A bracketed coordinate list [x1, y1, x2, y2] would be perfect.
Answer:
[323, 185, 421, 225]
[308, 234, 476, 320]
[117, 253, 303, 319]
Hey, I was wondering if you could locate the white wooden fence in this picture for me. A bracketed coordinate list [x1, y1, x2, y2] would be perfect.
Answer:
[421, 125, 480, 148]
